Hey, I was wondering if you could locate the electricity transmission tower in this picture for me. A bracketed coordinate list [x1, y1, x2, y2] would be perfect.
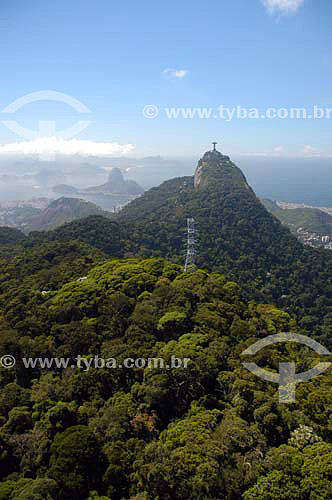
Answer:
[184, 218, 196, 273]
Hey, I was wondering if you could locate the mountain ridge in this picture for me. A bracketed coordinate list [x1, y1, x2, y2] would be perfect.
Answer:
[84, 167, 144, 196]
[114, 147, 332, 340]
[10, 147, 332, 341]
[25, 197, 109, 232]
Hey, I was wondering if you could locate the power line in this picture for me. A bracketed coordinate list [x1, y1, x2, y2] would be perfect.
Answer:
[184, 218, 196, 273]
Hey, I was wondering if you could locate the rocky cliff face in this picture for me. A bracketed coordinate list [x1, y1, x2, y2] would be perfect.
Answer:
[194, 149, 251, 191]
[85, 167, 144, 195]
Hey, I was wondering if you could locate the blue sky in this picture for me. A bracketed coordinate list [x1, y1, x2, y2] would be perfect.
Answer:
[0, 0, 331, 157]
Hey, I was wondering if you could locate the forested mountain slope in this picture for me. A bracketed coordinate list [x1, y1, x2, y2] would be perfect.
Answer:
[117, 149, 332, 340]
[15, 148, 332, 341]
[0, 251, 332, 499]
[25, 197, 109, 232]
[0, 226, 26, 245]
[262, 198, 332, 236]
[30, 215, 123, 257]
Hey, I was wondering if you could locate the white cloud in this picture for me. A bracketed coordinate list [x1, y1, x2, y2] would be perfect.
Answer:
[0, 137, 136, 157]
[302, 144, 320, 156]
[273, 145, 284, 154]
[262, 0, 305, 14]
[270, 145, 321, 157]
[163, 68, 188, 79]
[234, 145, 324, 158]
[124, 165, 144, 172]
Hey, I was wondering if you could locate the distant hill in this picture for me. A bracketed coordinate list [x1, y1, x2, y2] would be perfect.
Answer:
[31, 214, 123, 257]
[52, 169, 145, 211]
[0, 226, 26, 244]
[0, 205, 42, 227]
[262, 198, 332, 236]
[52, 184, 78, 195]
[84, 167, 144, 195]
[25, 197, 109, 232]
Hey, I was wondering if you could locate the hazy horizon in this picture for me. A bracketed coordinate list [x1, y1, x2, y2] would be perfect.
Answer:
[0, 152, 332, 206]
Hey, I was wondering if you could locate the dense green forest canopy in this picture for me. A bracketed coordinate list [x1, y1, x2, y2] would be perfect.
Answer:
[1, 244, 332, 499]
[0, 227, 26, 245]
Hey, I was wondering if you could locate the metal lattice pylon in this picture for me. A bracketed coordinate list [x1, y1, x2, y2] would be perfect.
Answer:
[184, 218, 196, 273]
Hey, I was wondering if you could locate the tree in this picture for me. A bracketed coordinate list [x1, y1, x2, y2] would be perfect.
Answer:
[49, 425, 105, 500]
[243, 470, 301, 500]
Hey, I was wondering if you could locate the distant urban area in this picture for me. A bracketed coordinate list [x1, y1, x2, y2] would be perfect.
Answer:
[269, 200, 332, 249]
[277, 201, 332, 215]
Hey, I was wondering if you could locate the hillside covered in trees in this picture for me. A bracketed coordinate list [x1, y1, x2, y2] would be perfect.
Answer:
[1, 240, 332, 499]
[12, 148, 332, 344]
[114, 149, 332, 342]
[0, 227, 26, 245]
[0, 198, 110, 234]
[262, 198, 332, 236]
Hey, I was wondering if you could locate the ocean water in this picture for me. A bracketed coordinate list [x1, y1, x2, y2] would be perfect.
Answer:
[0, 156, 332, 207]
[236, 157, 332, 206]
